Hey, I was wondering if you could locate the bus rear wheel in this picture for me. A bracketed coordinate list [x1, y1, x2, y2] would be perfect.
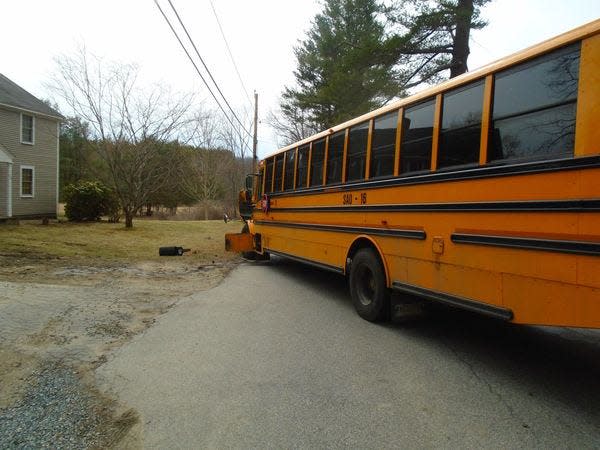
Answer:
[349, 248, 390, 322]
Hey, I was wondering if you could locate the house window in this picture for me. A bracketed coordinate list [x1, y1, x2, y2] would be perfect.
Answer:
[20, 166, 34, 197]
[21, 114, 35, 144]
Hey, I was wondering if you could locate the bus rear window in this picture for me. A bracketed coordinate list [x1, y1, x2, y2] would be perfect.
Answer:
[489, 43, 580, 162]
[284, 149, 296, 190]
[346, 121, 369, 182]
[401, 99, 435, 174]
[370, 111, 398, 178]
[438, 80, 484, 169]
[310, 139, 325, 187]
[265, 158, 274, 193]
[296, 145, 309, 188]
[273, 154, 284, 192]
[326, 131, 345, 184]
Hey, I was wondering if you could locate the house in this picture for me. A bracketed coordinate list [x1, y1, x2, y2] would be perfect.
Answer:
[0, 73, 63, 220]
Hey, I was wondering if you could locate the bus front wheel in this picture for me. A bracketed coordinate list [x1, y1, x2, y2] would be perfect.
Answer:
[349, 248, 390, 322]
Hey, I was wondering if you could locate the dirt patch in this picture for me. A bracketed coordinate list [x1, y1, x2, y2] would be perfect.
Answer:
[0, 252, 239, 448]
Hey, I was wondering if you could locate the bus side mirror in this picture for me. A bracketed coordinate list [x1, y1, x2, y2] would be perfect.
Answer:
[245, 174, 253, 192]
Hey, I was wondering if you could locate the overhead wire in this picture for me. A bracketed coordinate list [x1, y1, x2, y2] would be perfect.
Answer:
[154, 0, 250, 150]
[208, 0, 253, 108]
[165, 0, 253, 140]
[153, 0, 250, 149]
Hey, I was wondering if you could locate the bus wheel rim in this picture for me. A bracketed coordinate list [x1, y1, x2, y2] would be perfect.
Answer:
[357, 265, 375, 307]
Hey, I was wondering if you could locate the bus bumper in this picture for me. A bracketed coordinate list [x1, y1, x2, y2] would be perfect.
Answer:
[225, 233, 254, 253]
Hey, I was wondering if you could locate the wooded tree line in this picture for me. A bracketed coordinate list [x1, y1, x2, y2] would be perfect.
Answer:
[270, 0, 491, 144]
[59, 118, 249, 225]
[52, 49, 252, 228]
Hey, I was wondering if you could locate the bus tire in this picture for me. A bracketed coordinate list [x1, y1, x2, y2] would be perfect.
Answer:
[241, 223, 256, 260]
[349, 248, 390, 322]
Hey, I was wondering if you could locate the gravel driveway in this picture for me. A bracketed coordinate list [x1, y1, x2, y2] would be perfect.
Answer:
[0, 255, 235, 449]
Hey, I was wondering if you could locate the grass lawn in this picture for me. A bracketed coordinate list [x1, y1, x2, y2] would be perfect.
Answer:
[0, 218, 244, 265]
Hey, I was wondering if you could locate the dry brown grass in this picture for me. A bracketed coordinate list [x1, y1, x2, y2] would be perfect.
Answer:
[0, 218, 243, 265]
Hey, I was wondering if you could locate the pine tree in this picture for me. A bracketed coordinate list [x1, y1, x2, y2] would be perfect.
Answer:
[273, 0, 492, 145]
[386, 0, 492, 85]
[279, 0, 404, 134]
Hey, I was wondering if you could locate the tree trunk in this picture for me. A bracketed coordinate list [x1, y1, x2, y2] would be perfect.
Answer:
[125, 210, 134, 228]
[450, 0, 474, 78]
[204, 202, 209, 221]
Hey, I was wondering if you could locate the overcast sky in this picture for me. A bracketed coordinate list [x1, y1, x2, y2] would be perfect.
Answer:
[2, 0, 599, 157]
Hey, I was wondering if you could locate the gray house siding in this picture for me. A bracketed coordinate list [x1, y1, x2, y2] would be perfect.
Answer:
[0, 73, 62, 219]
[0, 107, 59, 219]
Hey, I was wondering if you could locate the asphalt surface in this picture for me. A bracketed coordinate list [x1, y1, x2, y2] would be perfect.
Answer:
[97, 257, 600, 449]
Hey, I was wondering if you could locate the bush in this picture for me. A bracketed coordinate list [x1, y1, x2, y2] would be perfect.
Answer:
[64, 181, 120, 222]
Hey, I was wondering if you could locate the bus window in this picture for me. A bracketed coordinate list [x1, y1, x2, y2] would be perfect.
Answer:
[346, 121, 369, 182]
[326, 130, 345, 184]
[400, 99, 435, 174]
[284, 148, 296, 190]
[296, 145, 309, 188]
[490, 43, 580, 162]
[264, 157, 274, 193]
[310, 139, 326, 187]
[370, 111, 398, 179]
[438, 80, 484, 169]
[273, 154, 284, 192]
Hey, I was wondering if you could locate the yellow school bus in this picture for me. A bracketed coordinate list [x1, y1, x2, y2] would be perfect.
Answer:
[227, 19, 600, 328]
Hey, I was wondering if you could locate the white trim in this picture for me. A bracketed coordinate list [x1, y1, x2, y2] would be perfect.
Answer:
[20, 165, 35, 198]
[20, 113, 35, 145]
[0, 143, 13, 163]
[0, 102, 63, 121]
[7, 163, 13, 217]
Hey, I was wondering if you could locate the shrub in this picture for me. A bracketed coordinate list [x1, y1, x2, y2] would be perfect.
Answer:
[64, 181, 120, 222]
[105, 193, 121, 223]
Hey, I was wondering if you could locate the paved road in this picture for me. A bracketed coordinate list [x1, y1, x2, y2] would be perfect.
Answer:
[97, 257, 600, 449]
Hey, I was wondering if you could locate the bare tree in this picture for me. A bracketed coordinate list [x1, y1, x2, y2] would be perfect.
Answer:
[218, 114, 254, 215]
[219, 114, 252, 161]
[267, 105, 318, 147]
[196, 148, 228, 220]
[48, 47, 197, 227]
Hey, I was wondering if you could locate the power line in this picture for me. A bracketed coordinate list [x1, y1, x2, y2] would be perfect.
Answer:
[209, 0, 253, 108]
[153, 0, 252, 152]
[165, 0, 253, 139]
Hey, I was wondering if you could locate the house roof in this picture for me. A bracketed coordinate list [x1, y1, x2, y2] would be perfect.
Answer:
[0, 73, 63, 120]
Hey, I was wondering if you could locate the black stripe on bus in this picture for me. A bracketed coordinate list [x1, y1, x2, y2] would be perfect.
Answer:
[263, 199, 600, 213]
[392, 281, 514, 321]
[254, 220, 426, 240]
[266, 249, 344, 274]
[265, 155, 600, 197]
[451, 233, 600, 256]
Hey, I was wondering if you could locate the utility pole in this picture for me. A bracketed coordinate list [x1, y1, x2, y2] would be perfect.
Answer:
[252, 91, 258, 174]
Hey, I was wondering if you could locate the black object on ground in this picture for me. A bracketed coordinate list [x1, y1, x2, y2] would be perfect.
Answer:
[159, 246, 188, 256]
